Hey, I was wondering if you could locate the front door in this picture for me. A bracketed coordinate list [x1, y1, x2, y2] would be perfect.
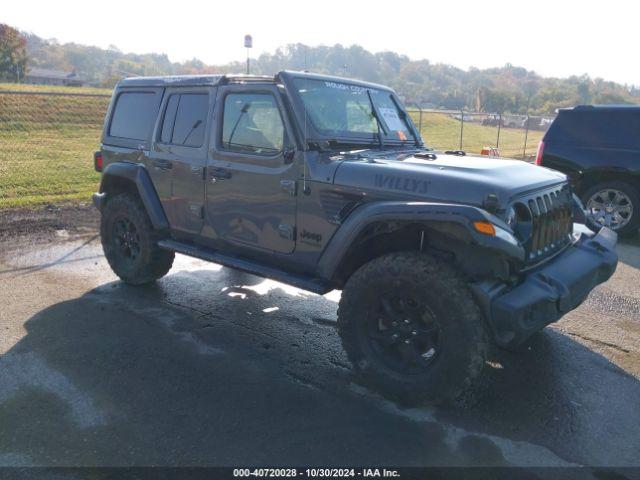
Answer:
[203, 85, 297, 254]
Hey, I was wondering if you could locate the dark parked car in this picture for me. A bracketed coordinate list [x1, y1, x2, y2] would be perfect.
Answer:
[536, 105, 640, 237]
[93, 72, 617, 404]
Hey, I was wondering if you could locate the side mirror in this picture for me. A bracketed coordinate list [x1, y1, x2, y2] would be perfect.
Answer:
[283, 147, 296, 164]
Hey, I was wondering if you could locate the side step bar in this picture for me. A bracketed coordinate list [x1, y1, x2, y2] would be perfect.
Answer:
[158, 239, 331, 295]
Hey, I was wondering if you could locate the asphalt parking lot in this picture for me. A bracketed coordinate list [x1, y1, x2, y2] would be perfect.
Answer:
[0, 206, 639, 473]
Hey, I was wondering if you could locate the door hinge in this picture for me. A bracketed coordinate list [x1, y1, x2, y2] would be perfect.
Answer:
[280, 179, 297, 196]
[278, 223, 295, 241]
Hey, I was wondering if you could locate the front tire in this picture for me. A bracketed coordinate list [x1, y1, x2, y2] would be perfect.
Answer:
[582, 181, 640, 238]
[337, 252, 488, 405]
[100, 193, 174, 285]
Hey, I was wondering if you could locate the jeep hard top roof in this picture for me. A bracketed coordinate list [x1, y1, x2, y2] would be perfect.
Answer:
[116, 70, 393, 92]
[117, 74, 270, 88]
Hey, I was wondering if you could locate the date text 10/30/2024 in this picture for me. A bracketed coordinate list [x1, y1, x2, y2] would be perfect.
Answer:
[233, 468, 400, 478]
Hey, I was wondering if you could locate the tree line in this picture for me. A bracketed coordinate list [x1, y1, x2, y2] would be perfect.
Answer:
[1, 24, 639, 114]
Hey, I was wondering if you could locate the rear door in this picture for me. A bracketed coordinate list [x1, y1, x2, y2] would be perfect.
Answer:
[149, 88, 213, 236]
[203, 84, 298, 254]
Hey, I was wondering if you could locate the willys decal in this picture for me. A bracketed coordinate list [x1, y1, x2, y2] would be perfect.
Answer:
[374, 174, 429, 194]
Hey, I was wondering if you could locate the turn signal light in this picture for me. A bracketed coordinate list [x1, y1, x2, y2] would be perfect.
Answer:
[535, 141, 545, 166]
[473, 221, 496, 236]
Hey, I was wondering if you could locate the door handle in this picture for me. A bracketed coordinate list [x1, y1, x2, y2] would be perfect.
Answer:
[209, 168, 232, 180]
[152, 159, 173, 170]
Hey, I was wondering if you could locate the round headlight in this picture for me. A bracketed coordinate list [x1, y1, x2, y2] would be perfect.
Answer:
[508, 203, 533, 241]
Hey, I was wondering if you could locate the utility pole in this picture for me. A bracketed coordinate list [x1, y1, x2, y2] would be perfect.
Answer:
[244, 34, 253, 74]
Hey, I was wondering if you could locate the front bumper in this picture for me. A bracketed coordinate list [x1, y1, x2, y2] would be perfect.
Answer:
[475, 227, 618, 348]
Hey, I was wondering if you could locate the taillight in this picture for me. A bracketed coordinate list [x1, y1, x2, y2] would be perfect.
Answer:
[94, 151, 103, 172]
[535, 140, 545, 166]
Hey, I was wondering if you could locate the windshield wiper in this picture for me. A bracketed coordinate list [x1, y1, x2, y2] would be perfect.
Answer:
[367, 89, 388, 149]
[227, 103, 250, 148]
[390, 95, 422, 147]
[308, 139, 372, 152]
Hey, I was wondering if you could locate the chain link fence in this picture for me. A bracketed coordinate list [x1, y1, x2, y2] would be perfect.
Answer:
[406, 108, 555, 160]
[0, 90, 110, 207]
[0, 89, 556, 208]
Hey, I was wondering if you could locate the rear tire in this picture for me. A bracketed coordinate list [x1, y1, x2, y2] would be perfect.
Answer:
[337, 252, 488, 405]
[100, 193, 174, 284]
[582, 181, 640, 238]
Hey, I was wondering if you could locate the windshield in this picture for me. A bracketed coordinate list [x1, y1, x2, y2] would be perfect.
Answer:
[292, 78, 418, 144]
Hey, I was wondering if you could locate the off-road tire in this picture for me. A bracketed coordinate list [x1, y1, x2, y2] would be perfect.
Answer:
[582, 181, 640, 238]
[337, 252, 488, 405]
[100, 193, 174, 284]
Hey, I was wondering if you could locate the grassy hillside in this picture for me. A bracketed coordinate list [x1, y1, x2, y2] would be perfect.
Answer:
[0, 82, 112, 95]
[410, 111, 543, 158]
[0, 86, 542, 209]
[0, 128, 103, 208]
[0, 88, 109, 208]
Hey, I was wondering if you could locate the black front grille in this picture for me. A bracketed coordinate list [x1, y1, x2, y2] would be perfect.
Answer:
[523, 186, 573, 263]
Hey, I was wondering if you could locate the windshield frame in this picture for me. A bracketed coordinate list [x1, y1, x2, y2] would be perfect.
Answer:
[278, 71, 423, 148]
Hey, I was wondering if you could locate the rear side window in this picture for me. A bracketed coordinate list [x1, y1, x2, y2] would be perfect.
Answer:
[160, 95, 180, 144]
[547, 110, 640, 149]
[109, 91, 160, 141]
[160, 93, 209, 147]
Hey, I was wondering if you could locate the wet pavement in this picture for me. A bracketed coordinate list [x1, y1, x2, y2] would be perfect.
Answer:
[0, 212, 639, 472]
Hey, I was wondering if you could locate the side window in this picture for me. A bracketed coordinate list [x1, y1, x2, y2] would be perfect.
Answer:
[221, 93, 284, 155]
[549, 110, 640, 149]
[159, 93, 209, 147]
[109, 91, 159, 141]
[160, 95, 179, 144]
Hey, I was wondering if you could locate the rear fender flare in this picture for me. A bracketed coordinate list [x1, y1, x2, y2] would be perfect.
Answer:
[98, 162, 169, 230]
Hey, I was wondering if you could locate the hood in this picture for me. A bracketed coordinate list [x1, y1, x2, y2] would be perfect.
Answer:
[332, 150, 567, 211]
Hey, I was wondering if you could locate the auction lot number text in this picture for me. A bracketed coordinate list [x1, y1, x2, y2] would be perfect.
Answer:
[233, 469, 400, 478]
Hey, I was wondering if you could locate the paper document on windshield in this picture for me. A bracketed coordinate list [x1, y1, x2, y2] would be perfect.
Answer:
[378, 107, 405, 132]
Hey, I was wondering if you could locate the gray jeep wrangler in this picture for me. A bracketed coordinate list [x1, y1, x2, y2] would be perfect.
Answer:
[93, 71, 618, 404]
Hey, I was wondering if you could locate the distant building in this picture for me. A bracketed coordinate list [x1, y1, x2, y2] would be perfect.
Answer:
[24, 68, 84, 87]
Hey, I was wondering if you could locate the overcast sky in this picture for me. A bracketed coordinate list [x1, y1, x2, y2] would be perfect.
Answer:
[4, 0, 638, 85]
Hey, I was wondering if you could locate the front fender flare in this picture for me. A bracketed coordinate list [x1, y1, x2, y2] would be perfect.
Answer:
[98, 162, 169, 230]
[316, 201, 525, 281]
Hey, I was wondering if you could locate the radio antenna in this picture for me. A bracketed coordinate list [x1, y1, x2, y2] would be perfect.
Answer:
[302, 46, 309, 194]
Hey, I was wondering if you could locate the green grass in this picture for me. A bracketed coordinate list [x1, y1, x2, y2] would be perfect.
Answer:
[0, 82, 112, 95]
[409, 111, 544, 159]
[0, 86, 543, 209]
[0, 88, 110, 208]
[0, 127, 103, 208]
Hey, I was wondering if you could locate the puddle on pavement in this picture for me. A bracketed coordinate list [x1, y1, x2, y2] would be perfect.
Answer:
[1, 237, 342, 309]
